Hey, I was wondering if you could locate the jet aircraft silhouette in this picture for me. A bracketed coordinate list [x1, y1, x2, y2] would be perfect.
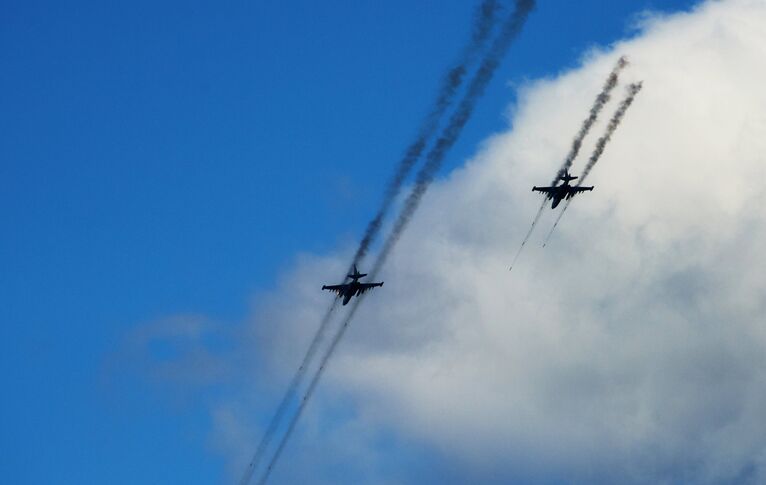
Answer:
[322, 265, 383, 305]
[532, 170, 593, 208]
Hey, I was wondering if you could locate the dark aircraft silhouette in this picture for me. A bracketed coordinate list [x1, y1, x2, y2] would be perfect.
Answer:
[322, 265, 384, 305]
[532, 170, 594, 208]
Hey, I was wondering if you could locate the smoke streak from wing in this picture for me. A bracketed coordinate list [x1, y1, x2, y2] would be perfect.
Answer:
[577, 81, 643, 182]
[256, 2, 535, 482]
[351, 0, 501, 269]
[238, 300, 339, 485]
[257, 296, 366, 485]
[241, 6, 503, 482]
[372, 0, 536, 276]
[541, 201, 568, 247]
[509, 57, 628, 268]
[508, 198, 547, 271]
[543, 82, 644, 246]
[551, 56, 628, 184]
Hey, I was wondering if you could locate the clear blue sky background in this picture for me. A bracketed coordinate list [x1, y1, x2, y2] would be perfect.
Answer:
[1, 1, 699, 483]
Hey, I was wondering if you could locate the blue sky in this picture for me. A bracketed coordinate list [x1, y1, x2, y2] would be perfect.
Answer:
[0, 1, 703, 483]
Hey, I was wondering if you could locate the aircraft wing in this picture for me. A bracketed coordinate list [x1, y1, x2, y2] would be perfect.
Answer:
[322, 284, 347, 295]
[532, 186, 555, 193]
[356, 282, 383, 295]
[566, 186, 594, 198]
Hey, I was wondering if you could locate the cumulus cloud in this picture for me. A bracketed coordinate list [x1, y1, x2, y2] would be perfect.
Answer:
[132, 1, 766, 483]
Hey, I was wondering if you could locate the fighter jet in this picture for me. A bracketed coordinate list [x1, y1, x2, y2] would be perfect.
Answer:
[322, 265, 383, 305]
[532, 170, 593, 208]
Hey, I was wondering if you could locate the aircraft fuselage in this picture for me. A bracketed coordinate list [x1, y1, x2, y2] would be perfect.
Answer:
[548, 183, 571, 208]
[341, 282, 363, 305]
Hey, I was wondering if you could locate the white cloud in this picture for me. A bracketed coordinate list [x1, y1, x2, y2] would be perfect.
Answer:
[141, 1, 766, 482]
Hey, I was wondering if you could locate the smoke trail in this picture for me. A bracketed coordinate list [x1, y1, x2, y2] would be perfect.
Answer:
[577, 82, 643, 183]
[241, 3, 502, 483]
[351, 0, 501, 268]
[372, 0, 536, 276]
[541, 201, 568, 247]
[543, 81, 643, 246]
[508, 198, 547, 271]
[238, 299, 339, 485]
[257, 296, 366, 485]
[508, 56, 628, 269]
[241, 6, 502, 483]
[256, 3, 535, 482]
[551, 56, 628, 184]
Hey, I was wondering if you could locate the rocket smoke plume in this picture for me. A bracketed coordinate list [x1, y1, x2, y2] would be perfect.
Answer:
[577, 81, 643, 183]
[509, 57, 629, 270]
[552, 56, 628, 184]
[351, 0, 500, 269]
[543, 81, 644, 246]
[541, 201, 568, 248]
[372, 0, 536, 275]
[238, 300, 339, 485]
[508, 198, 547, 271]
[241, 2, 502, 484]
[256, 2, 536, 483]
[257, 296, 366, 485]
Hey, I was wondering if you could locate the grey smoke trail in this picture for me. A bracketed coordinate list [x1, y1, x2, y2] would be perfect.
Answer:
[256, 2, 535, 483]
[242, 3, 502, 483]
[351, 0, 500, 269]
[257, 296, 366, 485]
[577, 81, 643, 183]
[551, 56, 628, 184]
[508, 198, 547, 271]
[543, 81, 643, 246]
[541, 201, 568, 247]
[372, 0, 536, 276]
[239, 299, 339, 485]
[509, 57, 628, 268]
